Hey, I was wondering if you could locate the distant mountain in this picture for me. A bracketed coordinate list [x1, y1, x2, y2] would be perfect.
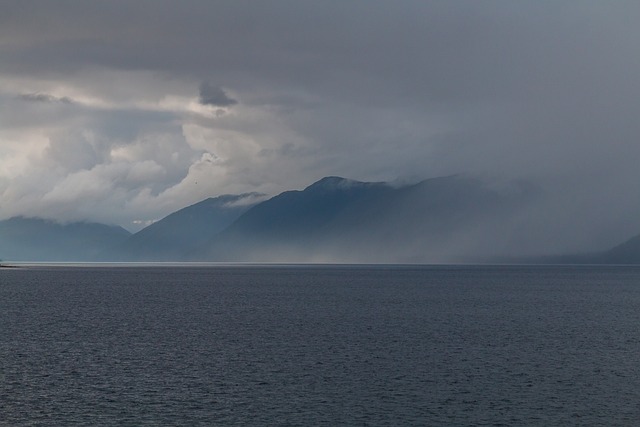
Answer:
[104, 193, 263, 261]
[0, 217, 130, 261]
[201, 175, 533, 263]
[597, 234, 640, 264]
[498, 233, 640, 265]
[213, 176, 393, 243]
[0, 176, 538, 263]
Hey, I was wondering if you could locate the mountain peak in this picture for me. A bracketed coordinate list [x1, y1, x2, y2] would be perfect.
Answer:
[304, 176, 380, 192]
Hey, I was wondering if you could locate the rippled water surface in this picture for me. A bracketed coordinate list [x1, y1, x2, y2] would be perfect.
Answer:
[2, 265, 640, 425]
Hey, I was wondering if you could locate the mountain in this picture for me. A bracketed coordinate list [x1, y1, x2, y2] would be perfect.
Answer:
[597, 234, 640, 264]
[499, 234, 640, 265]
[0, 176, 536, 263]
[200, 175, 534, 263]
[213, 176, 393, 243]
[0, 217, 130, 261]
[104, 193, 263, 261]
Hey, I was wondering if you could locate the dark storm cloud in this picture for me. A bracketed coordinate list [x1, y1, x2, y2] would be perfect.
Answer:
[198, 83, 237, 107]
[19, 93, 73, 104]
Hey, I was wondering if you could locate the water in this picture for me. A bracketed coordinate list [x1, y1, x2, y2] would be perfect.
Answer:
[1, 265, 640, 425]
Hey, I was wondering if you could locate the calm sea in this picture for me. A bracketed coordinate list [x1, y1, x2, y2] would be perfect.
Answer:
[1, 264, 640, 425]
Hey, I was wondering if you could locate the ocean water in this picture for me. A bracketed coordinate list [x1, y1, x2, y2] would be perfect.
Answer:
[1, 265, 640, 425]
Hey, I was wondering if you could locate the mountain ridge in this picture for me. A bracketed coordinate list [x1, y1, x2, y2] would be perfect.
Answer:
[4, 175, 640, 264]
[199, 174, 533, 263]
[0, 216, 130, 261]
[103, 193, 264, 261]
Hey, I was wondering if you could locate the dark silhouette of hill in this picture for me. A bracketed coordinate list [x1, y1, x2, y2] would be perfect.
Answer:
[201, 175, 533, 263]
[0, 217, 130, 261]
[596, 234, 640, 264]
[489, 234, 640, 265]
[217, 176, 392, 240]
[0, 176, 540, 263]
[104, 193, 263, 261]
[499, 248, 640, 265]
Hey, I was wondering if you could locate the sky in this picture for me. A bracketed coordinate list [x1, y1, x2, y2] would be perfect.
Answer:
[1, 1, 640, 252]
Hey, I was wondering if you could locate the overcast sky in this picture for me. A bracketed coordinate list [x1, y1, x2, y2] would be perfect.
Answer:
[1, 1, 640, 249]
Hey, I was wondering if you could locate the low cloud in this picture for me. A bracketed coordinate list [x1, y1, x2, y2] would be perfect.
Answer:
[19, 92, 73, 104]
[222, 192, 269, 208]
[198, 82, 237, 107]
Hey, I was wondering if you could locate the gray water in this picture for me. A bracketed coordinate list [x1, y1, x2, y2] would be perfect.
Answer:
[1, 265, 640, 425]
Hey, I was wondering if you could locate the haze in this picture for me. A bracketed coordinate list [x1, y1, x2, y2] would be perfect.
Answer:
[1, 1, 639, 257]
